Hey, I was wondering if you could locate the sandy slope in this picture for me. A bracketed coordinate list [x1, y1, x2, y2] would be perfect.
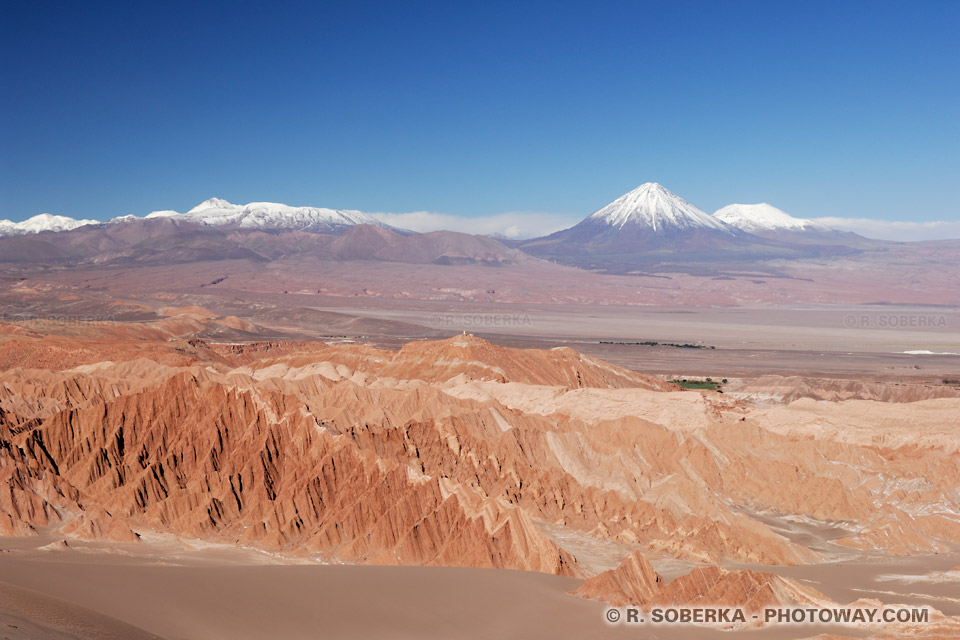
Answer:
[0, 580, 160, 640]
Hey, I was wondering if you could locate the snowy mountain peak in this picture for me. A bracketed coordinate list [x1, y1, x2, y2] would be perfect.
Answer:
[587, 183, 734, 233]
[142, 210, 180, 219]
[187, 197, 238, 214]
[713, 203, 831, 233]
[148, 198, 391, 232]
[6, 195, 398, 237]
[0, 213, 97, 237]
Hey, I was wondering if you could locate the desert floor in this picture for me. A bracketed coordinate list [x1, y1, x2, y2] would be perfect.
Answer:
[4, 531, 957, 639]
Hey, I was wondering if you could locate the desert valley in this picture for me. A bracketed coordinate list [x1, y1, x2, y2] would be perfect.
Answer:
[0, 182, 958, 639]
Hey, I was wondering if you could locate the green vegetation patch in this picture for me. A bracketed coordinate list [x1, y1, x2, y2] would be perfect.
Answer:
[600, 341, 714, 349]
[670, 378, 723, 391]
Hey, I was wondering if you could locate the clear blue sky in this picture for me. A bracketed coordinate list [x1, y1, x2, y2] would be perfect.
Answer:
[2, 0, 958, 223]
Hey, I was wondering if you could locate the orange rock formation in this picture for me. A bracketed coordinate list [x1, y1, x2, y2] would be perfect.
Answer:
[574, 550, 828, 611]
[2, 331, 959, 583]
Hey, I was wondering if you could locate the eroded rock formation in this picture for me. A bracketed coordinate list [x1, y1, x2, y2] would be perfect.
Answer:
[2, 331, 959, 583]
[574, 550, 828, 611]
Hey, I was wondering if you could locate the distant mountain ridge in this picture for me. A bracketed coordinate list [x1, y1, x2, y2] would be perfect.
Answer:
[0, 212, 526, 267]
[0, 213, 97, 236]
[141, 197, 392, 233]
[0, 188, 896, 265]
[0, 198, 397, 239]
[713, 203, 831, 233]
[713, 202, 877, 247]
[0, 187, 867, 272]
[325, 224, 529, 265]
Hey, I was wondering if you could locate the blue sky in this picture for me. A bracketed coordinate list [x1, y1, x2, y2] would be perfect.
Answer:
[2, 0, 958, 234]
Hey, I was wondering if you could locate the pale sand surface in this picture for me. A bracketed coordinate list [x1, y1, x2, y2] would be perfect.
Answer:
[0, 580, 161, 640]
[0, 549, 878, 640]
[749, 555, 960, 618]
[4, 535, 954, 640]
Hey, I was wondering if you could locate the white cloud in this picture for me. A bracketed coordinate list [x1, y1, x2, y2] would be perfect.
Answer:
[369, 211, 582, 239]
[813, 217, 960, 242]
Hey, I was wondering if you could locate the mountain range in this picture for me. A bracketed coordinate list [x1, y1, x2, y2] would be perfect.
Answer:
[0, 213, 98, 236]
[0, 183, 853, 241]
[140, 197, 392, 233]
[714, 202, 878, 247]
[0, 184, 899, 272]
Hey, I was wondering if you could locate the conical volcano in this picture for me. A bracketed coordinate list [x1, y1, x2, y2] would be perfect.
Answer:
[520, 182, 795, 270]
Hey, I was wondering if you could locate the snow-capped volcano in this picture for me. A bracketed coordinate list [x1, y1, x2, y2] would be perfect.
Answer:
[0, 213, 97, 237]
[519, 182, 824, 273]
[588, 182, 736, 233]
[142, 197, 389, 232]
[713, 203, 830, 233]
[520, 182, 760, 267]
